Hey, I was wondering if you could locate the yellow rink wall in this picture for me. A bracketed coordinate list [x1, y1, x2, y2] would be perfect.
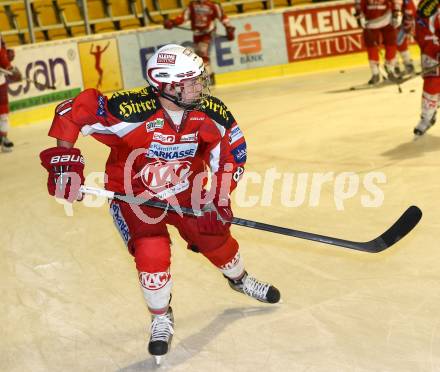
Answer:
[10, 44, 420, 128]
[8, 0, 421, 128]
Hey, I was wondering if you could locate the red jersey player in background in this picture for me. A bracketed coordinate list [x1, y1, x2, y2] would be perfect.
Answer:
[413, 0, 440, 137]
[0, 34, 21, 152]
[39, 45, 280, 364]
[355, 0, 402, 85]
[163, 0, 235, 85]
[396, 0, 416, 75]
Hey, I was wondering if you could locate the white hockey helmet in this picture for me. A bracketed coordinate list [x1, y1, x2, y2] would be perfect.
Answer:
[146, 44, 209, 109]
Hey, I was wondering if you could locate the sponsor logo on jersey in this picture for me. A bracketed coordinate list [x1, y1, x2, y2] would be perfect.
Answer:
[189, 116, 204, 120]
[229, 125, 244, 144]
[231, 142, 247, 163]
[180, 132, 198, 142]
[139, 271, 171, 290]
[110, 88, 158, 120]
[200, 97, 230, 122]
[140, 160, 191, 199]
[97, 95, 106, 116]
[153, 132, 175, 143]
[157, 53, 176, 64]
[146, 118, 165, 132]
[146, 142, 198, 160]
[110, 202, 131, 245]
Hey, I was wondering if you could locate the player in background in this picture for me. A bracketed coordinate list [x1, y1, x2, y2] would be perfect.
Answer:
[39, 45, 280, 364]
[396, 0, 416, 75]
[413, 0, 440, 137]
[0, 35, 21, 152]
[163, 0, 235, 85]
[355, 0, 403, 85]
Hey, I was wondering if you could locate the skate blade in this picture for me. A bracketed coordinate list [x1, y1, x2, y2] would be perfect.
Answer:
[154, 356, 162, 365]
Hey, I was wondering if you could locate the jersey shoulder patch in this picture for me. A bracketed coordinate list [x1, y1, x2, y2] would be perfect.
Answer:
[107, 86, 160, 122]
[200, 95, 235, 129]
[70, 89, 106, 123]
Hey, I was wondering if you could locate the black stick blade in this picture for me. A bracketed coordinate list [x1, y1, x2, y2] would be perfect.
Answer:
[366, 206, 422, 252]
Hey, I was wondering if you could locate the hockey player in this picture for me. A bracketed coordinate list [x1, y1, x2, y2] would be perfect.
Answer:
[163, 0, 235, 85]
[39, 45, 280, 364]
[413, 0, 440, 136]
[0, 35, 21, 152]
[396, 0, 416, 75]
[355, 0, 403, 84]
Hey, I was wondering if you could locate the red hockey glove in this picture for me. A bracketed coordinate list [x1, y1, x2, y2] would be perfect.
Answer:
[226, 26, 235, 41]
[40, 147, 85, 202]
[6, 49, 15, 62]
[354, 11, 366, 29]
[6, 66, 22, 83]
[197, 196, 233, 235]
[163, 19, 174, 29]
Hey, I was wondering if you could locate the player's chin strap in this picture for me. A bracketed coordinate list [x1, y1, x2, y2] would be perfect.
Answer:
[78, 185, 422, 253]
[154, 86, 199, 110]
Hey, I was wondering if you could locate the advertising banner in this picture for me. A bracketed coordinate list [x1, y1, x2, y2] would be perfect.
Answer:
[117, 13, 289, 89]
[212, 13, 288, 73]
[8, 41, 83, 111]
[283, 2, 364, 62]
[78, 38, 123, 92]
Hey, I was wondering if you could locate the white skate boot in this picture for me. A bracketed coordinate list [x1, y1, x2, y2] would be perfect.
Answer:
[1, 136, 14, 152]
[414, 113, 436, 138]
[226, 271, 281, 304]
[148, 307, 174, 365]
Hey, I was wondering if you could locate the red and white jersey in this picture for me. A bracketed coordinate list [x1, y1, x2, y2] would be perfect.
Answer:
[356, 0, 401, 28]
[48, 87, 246, 204]
[174, 0, 231, 36]
[0, 35, 12, 85]
[415, 11, 440, 70]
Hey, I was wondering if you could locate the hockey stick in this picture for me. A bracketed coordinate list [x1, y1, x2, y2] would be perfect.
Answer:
[144, 5, 227, 36]
[79, 185, 422, 253]
[0, 67, 56, 90]
[398, 62, 440, 85]
[144, 6, 192, 31]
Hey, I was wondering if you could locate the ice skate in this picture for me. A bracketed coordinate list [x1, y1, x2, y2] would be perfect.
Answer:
[226, 271, 281, 304]
[404, 62, 415, 75]
[367, 74, 380, 85]
[148, 307, 174, 365]
[384, 65, 402, 82]
[1, 136, 13, 152]
[413, 113, 436, 139]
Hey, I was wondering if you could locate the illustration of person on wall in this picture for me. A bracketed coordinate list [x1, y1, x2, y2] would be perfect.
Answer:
[0, 34, 21, 152]
[355, 0, 402, 85]
[90, 42, 110, 89]
[163, 0, 235, 85]
[396, 0, 416, 75]
[413, 0, 440, 137]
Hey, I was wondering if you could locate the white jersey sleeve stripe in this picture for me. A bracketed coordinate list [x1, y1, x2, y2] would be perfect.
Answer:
[209, 142, 221, 173]
[80, 121, 145, 137]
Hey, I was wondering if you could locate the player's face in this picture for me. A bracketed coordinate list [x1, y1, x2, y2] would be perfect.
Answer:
[180, 76, 204, 104]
